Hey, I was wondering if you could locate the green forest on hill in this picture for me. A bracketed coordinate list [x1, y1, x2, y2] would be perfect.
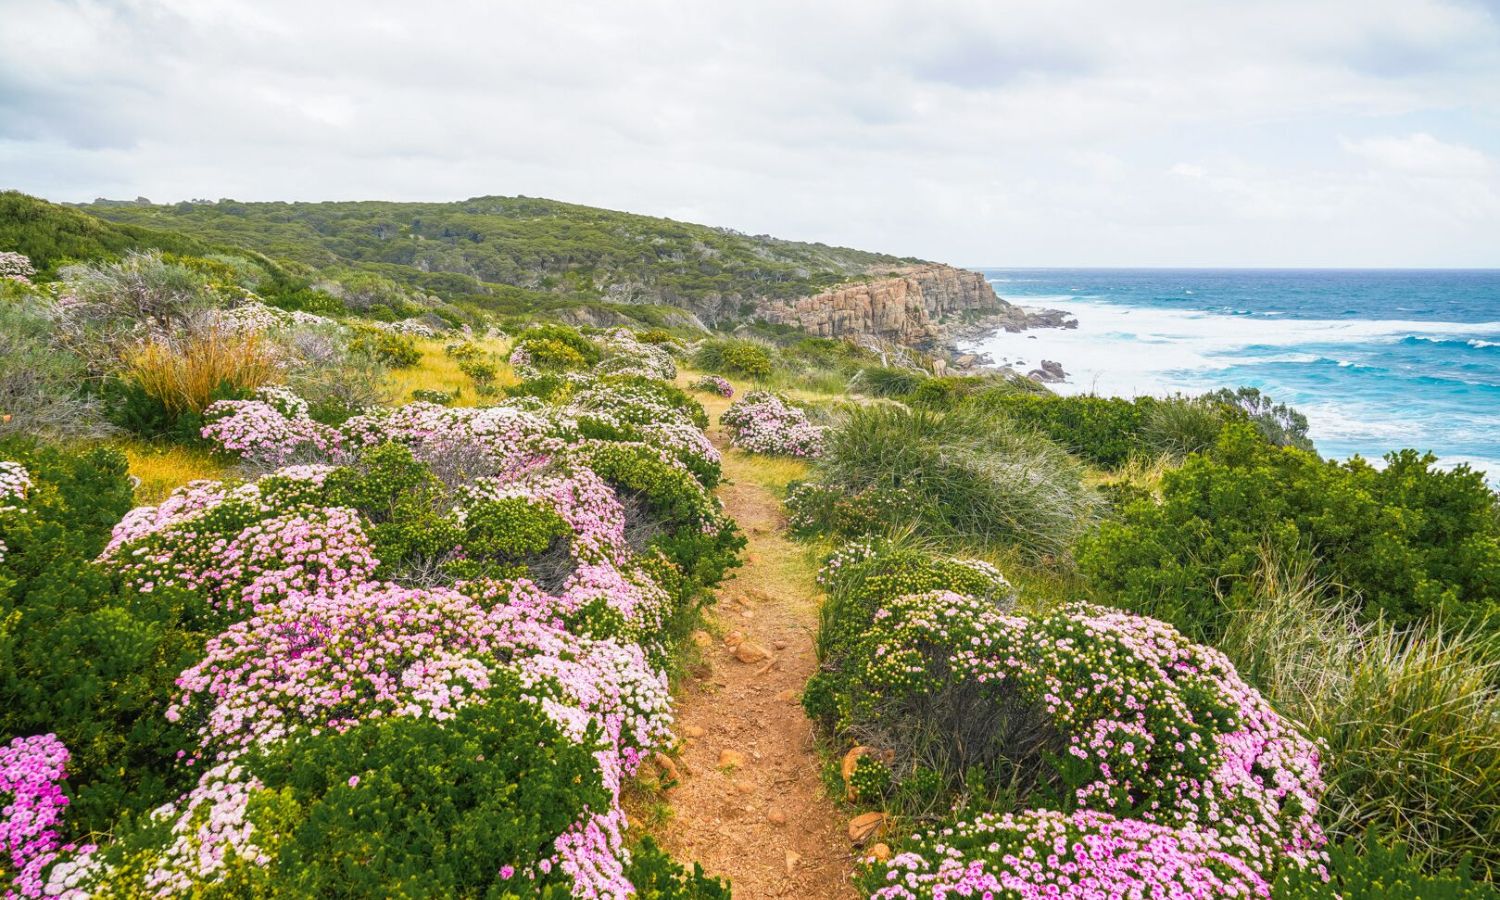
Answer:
[77, 194, 920, 322]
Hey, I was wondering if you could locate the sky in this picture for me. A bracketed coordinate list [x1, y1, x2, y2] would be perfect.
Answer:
[2, 0, 1499, 267]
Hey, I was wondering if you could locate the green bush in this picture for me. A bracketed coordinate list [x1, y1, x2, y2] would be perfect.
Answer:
[518, 324, 600, 365]
[1274, 834, 1498, 898]
[1208, 386, 1315, 452]
[410, 387, 458, 405]
[207, 681, 607, 897]
[0, 299, 112, 441]
[813, 404, 1096, 559]
[520, 337, 588, 373]
[854, 366, 928, 398]
[575, 443, 744, 594]
[693, 339, 774, 380]
[348, 327, 422, 368]
[972, 393, 1150, 469]
[624, 837, 731, 899]
[503, 373, 575, 402]
[1079, 423, 1500, 642]
[0, 441, 203, 832]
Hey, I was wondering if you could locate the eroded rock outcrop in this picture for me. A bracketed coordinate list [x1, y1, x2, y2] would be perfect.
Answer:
[760, 264, 1038, 348]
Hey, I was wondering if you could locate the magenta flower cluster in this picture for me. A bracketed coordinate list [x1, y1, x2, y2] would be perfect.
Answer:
[854, 589, 1326, 895]
[721, 390, 826, 457]
[1, 735, 92, 900]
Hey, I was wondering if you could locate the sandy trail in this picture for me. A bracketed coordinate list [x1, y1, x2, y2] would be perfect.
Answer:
[652, 430, 858, 899]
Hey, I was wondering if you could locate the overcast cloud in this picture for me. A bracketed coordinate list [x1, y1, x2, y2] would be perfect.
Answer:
[2, 0, 1498, 266]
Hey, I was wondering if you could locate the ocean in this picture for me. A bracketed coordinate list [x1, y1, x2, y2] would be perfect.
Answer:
[962, 269, 1500, 482]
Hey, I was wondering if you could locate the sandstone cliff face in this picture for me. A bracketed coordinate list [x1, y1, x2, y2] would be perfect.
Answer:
[760, 264, 1025, 348]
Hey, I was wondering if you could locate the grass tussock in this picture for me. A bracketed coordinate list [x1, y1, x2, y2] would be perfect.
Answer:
[1218, 549, 1500, 878]
[124, 327, 279, 413]
[818, 403, 1098, 560]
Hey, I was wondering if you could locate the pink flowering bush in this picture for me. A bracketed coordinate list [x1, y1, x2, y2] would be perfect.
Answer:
[0, 462, 30, 511]
[53, 354, 736, 896]
[0, 251, 35, 285]
[721, 390, 826, 457]
[843, 592, 1324, 870]
[867, 808, 1273, 899]
[690, 374, 734, 398]
[201, 388, 342, 467]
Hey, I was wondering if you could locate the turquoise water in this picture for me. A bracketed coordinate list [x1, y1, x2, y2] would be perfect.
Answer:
[964, 269, 1500, 481]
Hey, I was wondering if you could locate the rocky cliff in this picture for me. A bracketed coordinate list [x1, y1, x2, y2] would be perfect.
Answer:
[760, 264, 1038, 349]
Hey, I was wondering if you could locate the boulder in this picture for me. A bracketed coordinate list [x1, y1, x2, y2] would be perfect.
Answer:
[848, 812, 886, 845]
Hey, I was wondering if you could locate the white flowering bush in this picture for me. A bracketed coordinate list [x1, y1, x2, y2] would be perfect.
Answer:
[0, 461, 31, 512]
[214, 301, 333, 333]
[594, 329, 676, 380]
[720, 390, 826, 457]
[0, 250, 37, 285]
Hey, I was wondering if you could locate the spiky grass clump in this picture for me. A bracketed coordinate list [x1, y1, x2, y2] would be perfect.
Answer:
[125, 327, 280, 414]
[1218, 551, 1500, 878]
[816, 403, 1097, 559]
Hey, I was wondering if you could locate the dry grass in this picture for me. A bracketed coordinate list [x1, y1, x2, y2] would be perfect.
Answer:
[125, 327, 280, 412]
[383, 336, 518, 405]
[117, 440, 230, 503]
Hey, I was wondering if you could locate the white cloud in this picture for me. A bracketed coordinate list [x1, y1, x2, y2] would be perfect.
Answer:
[0, 0, 1498, 266]
[1342, 132, 1493, 177]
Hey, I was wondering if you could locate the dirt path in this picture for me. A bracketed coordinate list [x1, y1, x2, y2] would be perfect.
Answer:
[653, 435, 858, 899]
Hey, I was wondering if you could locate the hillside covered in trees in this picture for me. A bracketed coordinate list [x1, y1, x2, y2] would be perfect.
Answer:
[78, 195, 921, 325]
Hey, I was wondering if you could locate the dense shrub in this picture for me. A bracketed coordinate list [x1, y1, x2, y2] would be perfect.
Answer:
[688, 374, 734, 398]
[1141, 394, 1229, 459]
[0, 299, 112, 441]
[808, 404, 1096, 558]
[222, 683, 610, 897]
[0, 442, 203, 833]
[23, 351, 738, 894]
[1080, 422, 1500, 641]
[1274, 834, 1498, 898]
[720, 391, 826, 457]
[852, 366, 928, 398]
[347, 325, 421, 368]
[509, 324, 600, 377]
[815, 542, 1326, 894]
[971, 393, 1150, 469]
[622, 837, 731, 899]
[55, 250, 222, 335]
[693, 339, 774, 380]
[1209, 386, 1315, 452]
